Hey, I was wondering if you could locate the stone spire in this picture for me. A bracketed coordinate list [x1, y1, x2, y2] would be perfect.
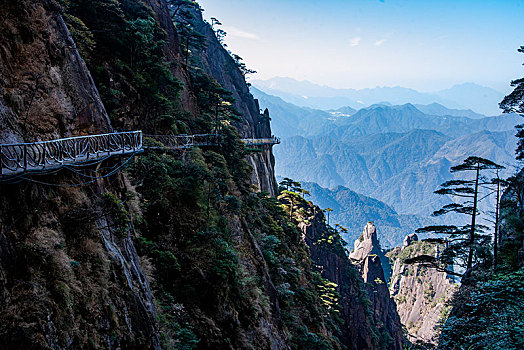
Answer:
[349, 221, 381, 261]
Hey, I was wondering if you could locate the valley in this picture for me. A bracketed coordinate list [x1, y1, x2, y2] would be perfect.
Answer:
[0, 0, 523, 349]
[253, 85, 520, 246]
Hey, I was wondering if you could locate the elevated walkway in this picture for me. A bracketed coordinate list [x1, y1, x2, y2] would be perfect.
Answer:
[0, 131, 142, 176]
[0, 131, 279, 177]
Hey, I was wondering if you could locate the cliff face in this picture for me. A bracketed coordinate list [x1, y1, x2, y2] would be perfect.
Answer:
[300, 214, 375, 349]
[348, 222, 403, 350]
[193, 13, 278, 196]
[387, 235, 457, 345]
[0, 1, 160, 348]
[142, 0, 198, 115]
[0, 0, 110, 143]
[297, 207, 404, 349]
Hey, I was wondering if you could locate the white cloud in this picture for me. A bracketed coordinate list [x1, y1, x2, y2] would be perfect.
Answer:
[349, 37, 361, 47]
[374, 39, 387, 46]
[223, 26, 260, 40]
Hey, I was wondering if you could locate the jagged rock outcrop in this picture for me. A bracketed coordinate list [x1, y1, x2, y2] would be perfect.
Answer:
[299, 211, 403, 349]
[349, 222, 382, 260]
[350, 222, 392, 282]
[387, 236, 458, 345]
[348, 222, 403, 350]
[403, 233, 418, 247]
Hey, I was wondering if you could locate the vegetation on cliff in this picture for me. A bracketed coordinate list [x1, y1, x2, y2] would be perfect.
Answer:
[0, 0, 401, 348]
[0, 0, 389, 348]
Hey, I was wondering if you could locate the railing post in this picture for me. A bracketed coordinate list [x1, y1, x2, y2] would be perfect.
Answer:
[42, 143, 47, 168]
[121, 133, 125, 154]
[96, 136, 100, 158]
[23, 144, 28, 171]
[0, 145, 3, 175]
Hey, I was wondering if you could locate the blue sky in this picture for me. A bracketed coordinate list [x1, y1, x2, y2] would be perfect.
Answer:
[198, 0, 524, 92]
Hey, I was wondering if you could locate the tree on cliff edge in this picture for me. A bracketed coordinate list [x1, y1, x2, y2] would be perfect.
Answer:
[409, 157, 504, 275]
[500, 46, 524, 159]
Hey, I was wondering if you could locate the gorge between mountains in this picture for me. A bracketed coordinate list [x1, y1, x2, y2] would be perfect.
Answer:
[0, 0, 523, 349]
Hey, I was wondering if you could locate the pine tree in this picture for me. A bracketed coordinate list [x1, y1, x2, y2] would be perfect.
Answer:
[500, 46, 524, 159]
[407, 157, 504, 276]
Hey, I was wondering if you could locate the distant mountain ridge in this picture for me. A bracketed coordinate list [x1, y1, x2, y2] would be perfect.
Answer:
[414, 102, 486, 119]
[252, 77, 506, 116]
[253, 87, 519, 219]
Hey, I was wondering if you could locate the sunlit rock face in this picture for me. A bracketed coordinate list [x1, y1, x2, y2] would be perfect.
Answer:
[403, 233, 418, 247]
[388, 236, 458, 345]
[349, 222, 404, 350]
[349, 221, 382, 260]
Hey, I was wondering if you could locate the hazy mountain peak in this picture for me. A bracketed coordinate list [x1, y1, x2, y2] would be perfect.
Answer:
[414, 102, 487, 119]
[252, 77, 504, 115]
[443, 82, 503, 92]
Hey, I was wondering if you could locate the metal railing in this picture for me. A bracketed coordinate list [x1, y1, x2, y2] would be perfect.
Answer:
[145, 134, 280, 149]
[0, 131, 142, 176]
[144, 134, 221, 149]
[0, 131, 280, 177]
[241, 136, 280, 147]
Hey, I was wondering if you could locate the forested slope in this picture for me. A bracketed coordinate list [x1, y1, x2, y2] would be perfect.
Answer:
[0, 1, 403, 348]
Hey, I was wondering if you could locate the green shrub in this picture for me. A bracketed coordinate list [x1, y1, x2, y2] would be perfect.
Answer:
[101, 192, 130, 237]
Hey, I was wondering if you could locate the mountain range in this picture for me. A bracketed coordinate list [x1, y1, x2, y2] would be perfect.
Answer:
[253, 86, 520, 224]
[252, 77, 506, 116]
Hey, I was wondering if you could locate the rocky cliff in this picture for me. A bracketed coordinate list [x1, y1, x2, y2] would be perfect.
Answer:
[0, 1, 399, 349]
[288, 191, 405, 349]
[0, 1, 160, 348]
[192, 11, 277, 196]
[347, 222, 403, 350]
[299, 212, 377, 349]
[387, 235, 457, 345]
[0, 0, 111, 143]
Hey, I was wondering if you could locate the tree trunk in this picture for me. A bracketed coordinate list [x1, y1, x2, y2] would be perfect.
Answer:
[494, 175, 500, 271]
[467, 164, 480, 271]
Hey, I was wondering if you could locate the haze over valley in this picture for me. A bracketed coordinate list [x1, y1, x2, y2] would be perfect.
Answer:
[252, 80, 521, 246]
